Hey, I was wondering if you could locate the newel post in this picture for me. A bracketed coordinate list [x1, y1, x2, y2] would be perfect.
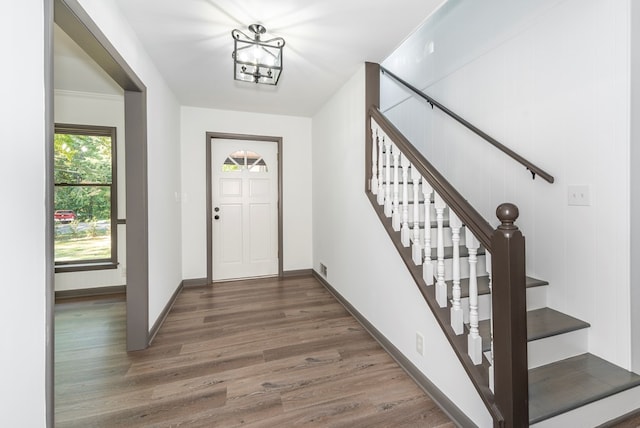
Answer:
[491, 203, 528, 428]
[365, 62, 380, 193]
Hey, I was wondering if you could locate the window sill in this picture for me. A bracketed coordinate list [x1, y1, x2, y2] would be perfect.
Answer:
[55, 262, 118, 273]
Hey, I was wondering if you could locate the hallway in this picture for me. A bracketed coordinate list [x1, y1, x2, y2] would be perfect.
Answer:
[55, 275, 454, 427]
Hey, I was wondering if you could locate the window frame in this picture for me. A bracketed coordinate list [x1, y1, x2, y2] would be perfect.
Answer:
[54, 123, 118, 273]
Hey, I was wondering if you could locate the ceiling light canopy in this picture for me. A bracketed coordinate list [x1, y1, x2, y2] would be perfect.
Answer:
[232, 24, 285, 85]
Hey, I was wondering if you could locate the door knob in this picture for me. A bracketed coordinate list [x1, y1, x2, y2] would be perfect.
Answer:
[214, 215, 220, 220]
[214, 207, 220, 212]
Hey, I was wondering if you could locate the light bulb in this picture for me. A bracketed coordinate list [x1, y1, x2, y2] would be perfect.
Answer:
[252, 45, 264, 64]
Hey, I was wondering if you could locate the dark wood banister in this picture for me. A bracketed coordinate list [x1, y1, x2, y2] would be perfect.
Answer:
[370, 107, 494, 250]
[366, 63, 528, 428]
[380, 66, 555, 184]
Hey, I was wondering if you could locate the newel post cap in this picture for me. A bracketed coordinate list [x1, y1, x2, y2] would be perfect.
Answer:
[496, 203, 519, 230]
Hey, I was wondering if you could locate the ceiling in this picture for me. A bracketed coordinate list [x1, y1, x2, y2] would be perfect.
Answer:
[57, 0, 447, 116]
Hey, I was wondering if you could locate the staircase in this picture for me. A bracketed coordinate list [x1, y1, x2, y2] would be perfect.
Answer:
[364, 63, 640, 427]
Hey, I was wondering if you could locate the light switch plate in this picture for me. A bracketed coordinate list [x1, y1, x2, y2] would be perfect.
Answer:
[568, 185, 591, 206]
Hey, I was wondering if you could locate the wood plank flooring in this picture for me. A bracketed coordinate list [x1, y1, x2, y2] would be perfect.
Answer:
[55, 275, 455, 427]
[604, 412, 640, 428]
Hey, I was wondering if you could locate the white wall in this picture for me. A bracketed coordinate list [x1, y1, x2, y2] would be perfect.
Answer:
[381, 0, 632, 369]
[631, 1, 640, 374]
[312, 65, 492, 427]
[180, 107, 312, 279]
[0, 1, 48, 425]
[54, 24, 122, 96]
[76, 0, 183, 327]
[54, 90, 127, 291]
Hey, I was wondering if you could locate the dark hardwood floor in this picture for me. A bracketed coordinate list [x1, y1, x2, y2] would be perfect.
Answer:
[55, 275, 455, 427]
[603, 411, 640, 428]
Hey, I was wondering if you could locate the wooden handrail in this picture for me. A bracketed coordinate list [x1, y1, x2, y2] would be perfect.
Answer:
[370, 106, 494, 250]
[380, 66, 555, 184]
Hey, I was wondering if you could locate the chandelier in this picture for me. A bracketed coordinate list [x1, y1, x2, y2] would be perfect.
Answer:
[232, 24, 285, 85]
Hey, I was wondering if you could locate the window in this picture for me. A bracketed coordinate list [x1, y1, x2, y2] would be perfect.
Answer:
[222, 150, 268, 172]
[54, 124, 118, 272]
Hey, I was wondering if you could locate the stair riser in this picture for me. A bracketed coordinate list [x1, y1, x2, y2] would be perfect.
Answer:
[530, 385, 640, 428]
[527, 286, 547, 311]
[385, 191, 426, 203]
[378, 183, 448, 204]
[405, 203, 444, 223]
[410, 227, 462, 248]
[458, 285, 547, 323]
[460, 294, 491, 324]
[527, 329, 588, 370]
[380, 166, 420, 177]
[424, 255, 487, 281]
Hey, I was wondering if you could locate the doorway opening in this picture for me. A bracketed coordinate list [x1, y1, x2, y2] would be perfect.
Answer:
[52, 0, 149, 351]
[47, 1, 151, 422]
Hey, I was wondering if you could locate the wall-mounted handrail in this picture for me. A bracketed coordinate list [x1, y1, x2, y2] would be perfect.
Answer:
[380, 66, 555, 184]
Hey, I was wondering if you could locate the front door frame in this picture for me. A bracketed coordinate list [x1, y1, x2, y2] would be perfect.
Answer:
[206, 132, 283, 283]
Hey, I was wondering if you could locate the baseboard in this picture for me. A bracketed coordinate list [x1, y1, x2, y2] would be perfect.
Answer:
[148, 282, 183, 345]
[55, 285, 125, 300]
[182, 277, 209, 288]
[312, 270, 476, 428]
[282, 269, 313, 278]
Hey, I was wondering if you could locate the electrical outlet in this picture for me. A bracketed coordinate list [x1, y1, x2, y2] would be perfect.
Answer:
[416, 332, 424, 356]
[568, 185, 591, 206]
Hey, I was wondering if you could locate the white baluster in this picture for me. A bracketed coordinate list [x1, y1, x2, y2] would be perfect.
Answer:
[486, 251, 494, 392]
[449, 211, 463, 334]
[411, 170, 422, 265]
[422, 181, 434, 285]
[466, 230, 482, 365]
[434, 193, 447, 308]
[400, 154, 411, 246]
[376, 131, 385, 204]
[370, 124, 378, 195]
[383, 140, 393, 217]
[391, 145, 401, 231]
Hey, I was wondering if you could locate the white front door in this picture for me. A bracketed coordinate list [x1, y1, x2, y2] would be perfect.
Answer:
[211, 139, 278, 280]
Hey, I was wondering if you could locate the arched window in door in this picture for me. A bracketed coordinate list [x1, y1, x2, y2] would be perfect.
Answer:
[222, 150, 268, 173]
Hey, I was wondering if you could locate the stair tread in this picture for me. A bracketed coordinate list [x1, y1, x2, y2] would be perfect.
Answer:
[427, 245, 485, 260]
[526, 277, 549, 288]
[380, 180, 424, 185]
[526, 307, 591, 341]
[446, 275, 548, 299]
[528, 353, 640, 424]
[413, 220, 450, 228]
[390, 200, 429, 204]
[477, 307, 590, 351]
